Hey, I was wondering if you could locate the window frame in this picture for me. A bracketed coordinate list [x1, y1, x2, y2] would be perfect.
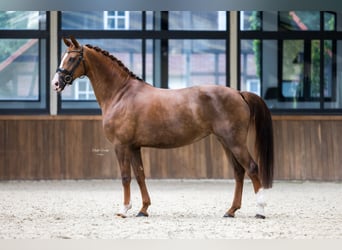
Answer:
[0, 11, 50, 114]
[238, 11, 342, 114]
[103, 11, 130, 30]
[58, 11, 230, 114]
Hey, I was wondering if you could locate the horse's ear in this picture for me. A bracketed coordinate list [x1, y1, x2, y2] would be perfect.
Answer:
[63, 37, 72, 47]
[70, 36, 80, 48]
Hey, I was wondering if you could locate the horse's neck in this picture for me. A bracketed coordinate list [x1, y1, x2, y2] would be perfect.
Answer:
[85, 50, 130, 111]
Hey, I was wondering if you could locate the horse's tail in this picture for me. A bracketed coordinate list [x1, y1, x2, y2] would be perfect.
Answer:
[240, 91, 274, 188]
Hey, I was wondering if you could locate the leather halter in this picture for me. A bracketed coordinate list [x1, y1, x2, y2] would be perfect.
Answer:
[56, 47, 86, 86]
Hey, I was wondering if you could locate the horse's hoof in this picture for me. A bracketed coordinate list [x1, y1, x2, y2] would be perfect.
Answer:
[223, 213, 234, 218]
[136, 211, 149, 217]
[255, 214, 266, 219]
[116, 213, 128, 218]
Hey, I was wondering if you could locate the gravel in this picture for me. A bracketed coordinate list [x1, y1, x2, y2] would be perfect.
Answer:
[0, 179, 341, 239]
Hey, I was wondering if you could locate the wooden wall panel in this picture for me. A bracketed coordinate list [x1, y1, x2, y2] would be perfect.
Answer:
[0, 115, 341, 181]
[272, 117, 342, 181]
[0, 121, 5, 179]
[0, 117, 119, 180]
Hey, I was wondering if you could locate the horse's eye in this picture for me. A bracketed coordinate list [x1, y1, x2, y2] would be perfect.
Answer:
[69, 57, 76, 63]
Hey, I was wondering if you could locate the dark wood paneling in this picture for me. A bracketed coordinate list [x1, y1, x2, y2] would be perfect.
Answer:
[0, 121, 5, 178]
[0, 117, 119, 180]
[0, 115, 342, 181]
[272, 117, 342, 181]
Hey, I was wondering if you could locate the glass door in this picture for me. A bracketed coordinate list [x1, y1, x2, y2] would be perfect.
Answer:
[279, 39, 336, 108]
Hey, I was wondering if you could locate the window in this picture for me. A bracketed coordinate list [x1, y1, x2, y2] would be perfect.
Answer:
[239, 11, 342, 113]
[168, 11, 226, 31]
[240, 11, 261, 31]
[59, 11, 229, 113]
[165, 12, 227, 89]
[153, 12, 228, 89]
[104, 11, 129, 30]
[168, 39, 226, 89]
[74, 78, 96, 100]
[246, 79, 261, 96]
[61, 11, 142, 30]
[240, 39, 261, 95]
[0, 11, 49, 113]
[279, 11, 321, 31]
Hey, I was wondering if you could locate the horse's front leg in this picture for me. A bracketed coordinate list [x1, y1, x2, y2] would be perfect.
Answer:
[131, 148, 151, 217]
[115, 146, 132, 218]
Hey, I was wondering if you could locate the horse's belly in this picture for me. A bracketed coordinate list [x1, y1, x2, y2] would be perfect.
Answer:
[137, 126, 210, 148]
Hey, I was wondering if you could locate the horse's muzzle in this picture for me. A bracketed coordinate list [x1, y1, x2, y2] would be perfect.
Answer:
[51, 73, 67, 92]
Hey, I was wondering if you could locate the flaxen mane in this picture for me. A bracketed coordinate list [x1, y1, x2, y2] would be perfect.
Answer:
[85, 44, 143, 81]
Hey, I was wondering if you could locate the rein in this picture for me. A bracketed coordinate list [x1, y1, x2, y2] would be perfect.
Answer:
[56, 47, 87, 86]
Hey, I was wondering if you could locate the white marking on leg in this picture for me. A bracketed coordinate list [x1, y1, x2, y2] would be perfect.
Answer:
[256, 188, 266, 217]
[117, 201, 132, 218]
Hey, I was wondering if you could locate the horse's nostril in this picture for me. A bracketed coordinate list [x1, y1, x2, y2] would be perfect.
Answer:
[54, 82, 59, 86]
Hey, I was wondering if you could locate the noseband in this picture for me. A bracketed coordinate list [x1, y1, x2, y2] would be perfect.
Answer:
[56, 47, 86, 86]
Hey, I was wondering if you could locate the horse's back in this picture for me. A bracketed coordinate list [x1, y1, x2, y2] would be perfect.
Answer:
[145, 84, 243, 108]
[138, 84, 245, 119]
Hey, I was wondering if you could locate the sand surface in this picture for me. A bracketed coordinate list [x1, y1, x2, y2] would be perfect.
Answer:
[0, 179, 341, 239]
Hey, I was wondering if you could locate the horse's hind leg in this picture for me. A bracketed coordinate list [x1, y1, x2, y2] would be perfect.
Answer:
[223, 150, 245, 218]
[230, 146, 266, 218]
[131, 148, 151, 217]
[219, 134, 266, 218]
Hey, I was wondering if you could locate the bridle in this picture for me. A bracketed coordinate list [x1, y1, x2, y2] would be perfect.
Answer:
[56, 46, 87, 87]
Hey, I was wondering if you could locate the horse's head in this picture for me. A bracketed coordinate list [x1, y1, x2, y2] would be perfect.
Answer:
[52, 36, 86, 92]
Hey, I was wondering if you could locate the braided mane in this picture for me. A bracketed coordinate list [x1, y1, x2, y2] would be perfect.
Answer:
[85, 44, 143, 81]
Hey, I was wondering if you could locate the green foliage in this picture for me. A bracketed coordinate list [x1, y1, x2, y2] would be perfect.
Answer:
[0, 12, 9, 27]
[249, 12, 261, 77]
[0, 11, 31, 63]
[249, 11, 260, 30]
[0, 40, 27, 63]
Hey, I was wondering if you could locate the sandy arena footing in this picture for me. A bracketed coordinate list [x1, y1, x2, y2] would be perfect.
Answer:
[0, 179, 341, 239]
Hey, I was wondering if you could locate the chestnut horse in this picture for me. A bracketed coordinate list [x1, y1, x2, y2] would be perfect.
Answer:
[52, 37, 274, 219]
